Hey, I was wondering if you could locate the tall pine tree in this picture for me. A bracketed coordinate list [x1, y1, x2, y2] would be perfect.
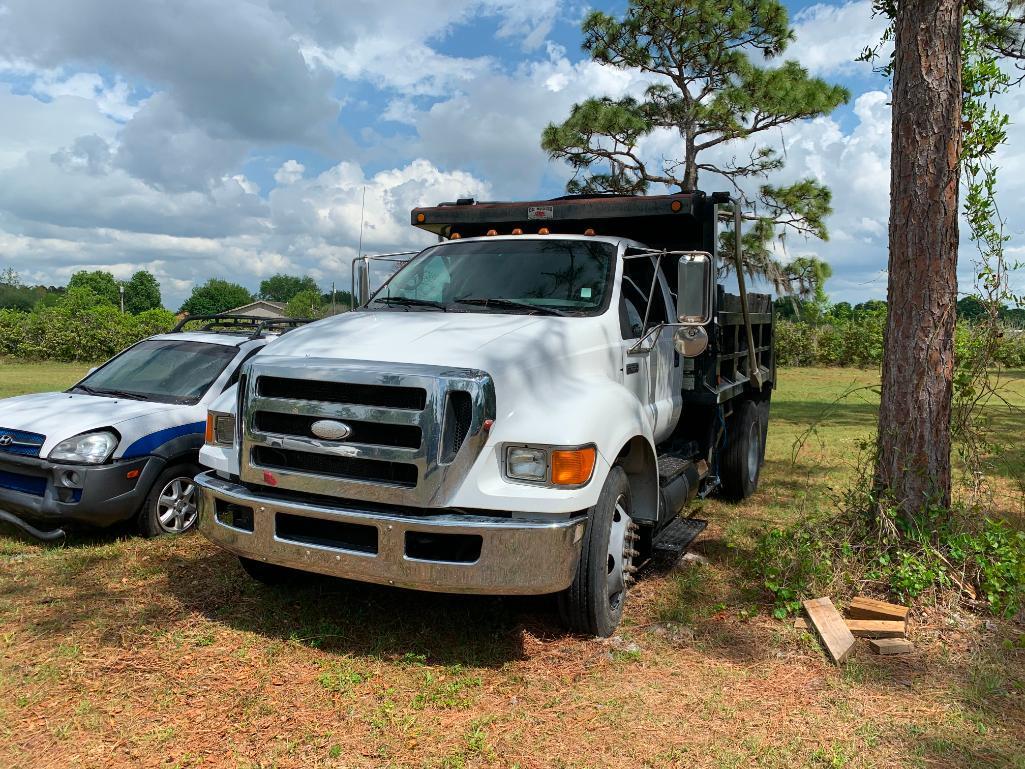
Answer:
[542, 0, 849, 281]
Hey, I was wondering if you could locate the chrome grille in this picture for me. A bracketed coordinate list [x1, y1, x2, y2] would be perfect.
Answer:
[240, 358, 496, 506]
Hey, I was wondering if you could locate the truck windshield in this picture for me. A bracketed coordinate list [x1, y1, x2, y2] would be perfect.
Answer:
[70, 340, 238, 405]
[369, 239, 616, 316]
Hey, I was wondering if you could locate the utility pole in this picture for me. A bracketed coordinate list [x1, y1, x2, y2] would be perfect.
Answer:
[119, 283, 125, 313]
[331, 281, 336, 315]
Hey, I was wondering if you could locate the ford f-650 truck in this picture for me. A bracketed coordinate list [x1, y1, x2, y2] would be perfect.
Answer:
[196, 192, 774, 636]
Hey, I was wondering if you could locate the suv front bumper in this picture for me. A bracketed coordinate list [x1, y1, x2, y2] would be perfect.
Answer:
[0, 452, 162, 529]
[196, 472, 587, 595]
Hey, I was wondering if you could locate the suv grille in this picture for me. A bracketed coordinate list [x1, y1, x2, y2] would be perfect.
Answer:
[0, 427, 45, 458]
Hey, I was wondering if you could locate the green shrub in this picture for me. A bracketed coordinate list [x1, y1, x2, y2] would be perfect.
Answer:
[0, 305, 175, 362]
[756, 506, 1025, 618]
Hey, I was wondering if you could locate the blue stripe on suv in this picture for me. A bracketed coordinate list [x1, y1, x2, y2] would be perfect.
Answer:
[121, 421, 206, 459]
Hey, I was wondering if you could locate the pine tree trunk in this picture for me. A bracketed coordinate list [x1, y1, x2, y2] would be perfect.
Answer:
[876, 0, 963, 516]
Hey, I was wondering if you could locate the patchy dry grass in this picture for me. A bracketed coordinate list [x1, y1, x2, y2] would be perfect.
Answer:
[0, 364, 1023, 768]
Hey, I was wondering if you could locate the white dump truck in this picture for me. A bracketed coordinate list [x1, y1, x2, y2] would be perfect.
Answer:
[197, 192, 774, 636]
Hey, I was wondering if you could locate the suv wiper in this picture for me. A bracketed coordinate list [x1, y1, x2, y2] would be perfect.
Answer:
[72, 385, 148, 401]
[70, 384, 104, 396]
[454, 297, 567, 317]
[372, 296, 448, 311]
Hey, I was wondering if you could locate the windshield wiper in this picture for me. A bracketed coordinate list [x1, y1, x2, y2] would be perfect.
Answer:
[454, 297, 568, 317]
[372, 296, 448, 311]
[73, 385, 148, 401]
[70, 384, 104, 396]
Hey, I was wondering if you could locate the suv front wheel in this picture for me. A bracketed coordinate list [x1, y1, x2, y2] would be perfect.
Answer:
[137, 463, 201, 537]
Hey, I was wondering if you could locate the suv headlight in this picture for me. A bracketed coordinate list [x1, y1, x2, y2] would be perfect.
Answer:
[205, 411, 236, 447]
[49, 431, 118, 464]
[503, 444, 597, 487]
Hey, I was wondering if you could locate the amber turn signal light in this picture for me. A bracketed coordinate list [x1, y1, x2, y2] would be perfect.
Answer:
[551, 447, 596, 486]
[204, 413, 216, 444]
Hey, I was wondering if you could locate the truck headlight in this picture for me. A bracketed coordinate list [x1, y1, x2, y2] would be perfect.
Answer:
[205, 411, 236, 448]
[49, 431, 118, 464]
[506, 446, 548, 481]
[504, 445, 597, 487]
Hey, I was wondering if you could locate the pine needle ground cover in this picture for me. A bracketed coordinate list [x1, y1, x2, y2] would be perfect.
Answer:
[1, 364, 1022, 768]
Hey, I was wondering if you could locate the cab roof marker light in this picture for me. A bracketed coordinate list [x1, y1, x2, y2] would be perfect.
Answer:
[584, 228, 596, 236]
[538, 227, 550, 235]
[486, 229, 498, 236]
[671, 200, 683, 212]
[416, 212, 426, 223]
[511, 228, 523, 235]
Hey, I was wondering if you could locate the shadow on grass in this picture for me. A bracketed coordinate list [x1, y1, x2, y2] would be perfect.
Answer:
[163, 547, 553, 668]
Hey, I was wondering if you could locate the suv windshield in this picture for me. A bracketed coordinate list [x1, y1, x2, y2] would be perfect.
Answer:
[369, 239, 616, 316]
[71, 340, 238, 405]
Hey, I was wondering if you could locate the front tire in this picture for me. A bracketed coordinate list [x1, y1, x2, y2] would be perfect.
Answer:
[559, 467, 638, 637]
[137, 463, 200, 538]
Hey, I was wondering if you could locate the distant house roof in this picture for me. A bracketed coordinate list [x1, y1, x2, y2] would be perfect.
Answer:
[222, 300, 288, 319]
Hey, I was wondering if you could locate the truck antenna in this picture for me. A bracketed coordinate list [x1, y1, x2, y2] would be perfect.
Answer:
[357, 185, 366, 259]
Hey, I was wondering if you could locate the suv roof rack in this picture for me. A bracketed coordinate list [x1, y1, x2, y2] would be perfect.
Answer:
[171, 314, 314, 340]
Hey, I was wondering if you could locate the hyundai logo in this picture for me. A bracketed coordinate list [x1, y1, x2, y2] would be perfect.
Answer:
[0, 435, 13, 447]
[310, 420, 352, 441]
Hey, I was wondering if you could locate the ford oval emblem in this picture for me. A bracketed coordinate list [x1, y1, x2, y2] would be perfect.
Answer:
[310, 420, 352, 441]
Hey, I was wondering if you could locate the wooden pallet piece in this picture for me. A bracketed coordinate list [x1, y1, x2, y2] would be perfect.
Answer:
[846, 619, 906, 639]
[869, 638, 913, 655]
[803, 598, 856, 665]
[847, 596, 909, 622]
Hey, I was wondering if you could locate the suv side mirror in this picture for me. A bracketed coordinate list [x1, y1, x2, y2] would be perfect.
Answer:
[676, 252, 713, 325]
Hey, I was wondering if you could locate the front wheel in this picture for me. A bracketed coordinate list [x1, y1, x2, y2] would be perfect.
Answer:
[558, 467, 638, 637]
[137, 463, 200, 538]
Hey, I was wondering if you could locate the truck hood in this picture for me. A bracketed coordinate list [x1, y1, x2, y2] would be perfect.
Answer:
[0, 391, 173, 443]
[254, 310, 621, 391]
[259, 311, 555, 368]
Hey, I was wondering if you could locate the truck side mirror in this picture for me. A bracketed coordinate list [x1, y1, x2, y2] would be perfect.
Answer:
[351, 257, 372, 310]
[676, 252, 713, 325]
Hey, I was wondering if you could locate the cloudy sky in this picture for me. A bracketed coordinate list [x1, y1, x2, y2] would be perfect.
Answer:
[0, 0, 1021, 308]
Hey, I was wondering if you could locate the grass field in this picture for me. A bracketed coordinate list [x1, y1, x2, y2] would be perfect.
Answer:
[0, 364, 1022, 769]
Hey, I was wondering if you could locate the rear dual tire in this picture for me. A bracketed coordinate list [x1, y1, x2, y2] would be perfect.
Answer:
[720, 399, 764, 501]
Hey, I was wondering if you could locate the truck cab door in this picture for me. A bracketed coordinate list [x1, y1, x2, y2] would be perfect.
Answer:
[620, 257, 682, 443]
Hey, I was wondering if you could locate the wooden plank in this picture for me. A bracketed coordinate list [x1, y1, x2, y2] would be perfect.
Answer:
[803, 598, 856, 665]
[869, 638, 913, 655]
[845, 619, 906, 639]
[847, 596, 908, 622]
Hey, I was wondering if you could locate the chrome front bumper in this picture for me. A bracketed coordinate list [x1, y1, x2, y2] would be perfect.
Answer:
[196, 472, 587, 595]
